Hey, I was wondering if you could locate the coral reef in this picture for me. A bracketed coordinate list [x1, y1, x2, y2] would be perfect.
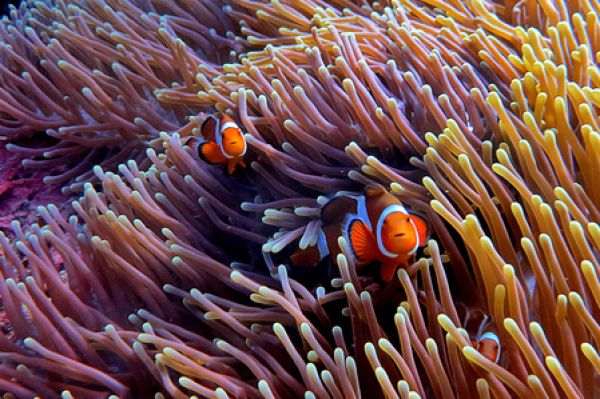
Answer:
[0, 0, 599, 398]
[0, 142, 68, 230]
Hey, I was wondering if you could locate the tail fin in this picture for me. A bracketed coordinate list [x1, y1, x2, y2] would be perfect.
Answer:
[181, 136, 199, 148]
[290, 246, 321, 268]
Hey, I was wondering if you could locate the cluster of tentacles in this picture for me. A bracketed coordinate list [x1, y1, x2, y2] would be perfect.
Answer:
[0, 0, 599, 398]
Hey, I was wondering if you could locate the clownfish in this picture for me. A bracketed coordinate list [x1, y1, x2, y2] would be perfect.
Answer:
[465, 310, 501, 363]
[474, 331, 501, 363]
[291, 186, 428, 282]
[189, 114, 247, 174]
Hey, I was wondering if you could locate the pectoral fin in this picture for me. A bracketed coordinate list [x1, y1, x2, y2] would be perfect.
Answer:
[380, 260, 398, 283]
[348, 219, 377, 262]
[226, 157, 245, 174]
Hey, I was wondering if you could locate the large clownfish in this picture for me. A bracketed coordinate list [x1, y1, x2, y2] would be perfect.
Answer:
[188, 114, 247, 174]
[292, 186, 428, 282]
[465, 310, 501, 363]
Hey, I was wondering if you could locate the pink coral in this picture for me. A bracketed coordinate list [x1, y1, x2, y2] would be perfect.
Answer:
[0, 142, 68, 230]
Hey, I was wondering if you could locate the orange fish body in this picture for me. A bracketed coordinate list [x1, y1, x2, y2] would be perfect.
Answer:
[292, 186, 428, 282]
[195, 114, 247, 174]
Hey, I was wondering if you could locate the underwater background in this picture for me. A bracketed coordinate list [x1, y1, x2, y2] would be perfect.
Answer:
[0, 0, 599, 398]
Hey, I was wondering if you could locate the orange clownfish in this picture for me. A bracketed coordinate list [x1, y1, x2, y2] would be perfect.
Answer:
[474, 331, 501, 363]
[291, 186, 428, 282]
[192, 114, 247, 174]
[465, 311, 501, 363]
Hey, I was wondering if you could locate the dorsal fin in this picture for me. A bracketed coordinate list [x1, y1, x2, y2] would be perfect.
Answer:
[364, 185, 387, 199]
[465, 310, 487, 338]
[219, 113, 236, 126]
[321, 196, 356, 226]
[365, 187, 405, 230]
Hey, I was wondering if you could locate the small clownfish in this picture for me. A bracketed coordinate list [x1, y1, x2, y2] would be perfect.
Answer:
[473, 332, 501, 363]
[291, 186, 428, 282]
[190, 114, 247, 174]
[465, 311, 501, 363]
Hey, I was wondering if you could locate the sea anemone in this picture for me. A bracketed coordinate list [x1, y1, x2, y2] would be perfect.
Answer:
[0, 0, 598, 398]
[0, 0, 242, 191]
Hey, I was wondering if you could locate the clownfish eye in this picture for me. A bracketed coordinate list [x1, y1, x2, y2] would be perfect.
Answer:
[406, 217, 410, 222]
